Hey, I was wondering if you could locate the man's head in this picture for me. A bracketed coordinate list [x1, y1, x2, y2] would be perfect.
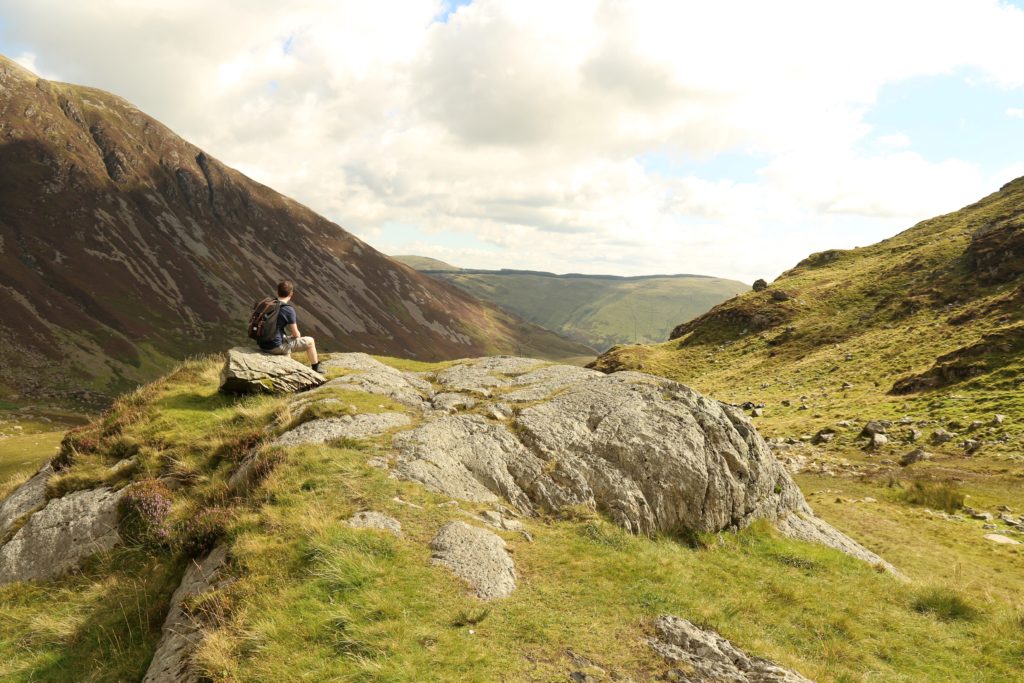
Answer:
[277, 280, 294, 301]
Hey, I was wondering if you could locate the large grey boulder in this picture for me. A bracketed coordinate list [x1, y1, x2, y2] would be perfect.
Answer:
[429, 521, 516, 600]
[504, 364, 602, 402]
[274, 412, 412, 447]
[647, 615, 813, 682]
[393, 363, 898, 574]
[0, 462, 52, 536]
[434, 356, 545, 395]
[219, 347, 325, 394]
[143, 546, 230, 683]
[0, 486, 124, 584]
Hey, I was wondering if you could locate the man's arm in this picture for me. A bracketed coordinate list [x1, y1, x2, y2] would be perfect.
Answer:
[285, 323, 301, 339]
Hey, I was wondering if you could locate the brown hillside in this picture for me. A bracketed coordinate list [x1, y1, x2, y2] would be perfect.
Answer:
[0, 55, 590, 402]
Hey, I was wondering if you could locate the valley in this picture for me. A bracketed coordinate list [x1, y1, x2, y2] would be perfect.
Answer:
[394, 257, 747, 352]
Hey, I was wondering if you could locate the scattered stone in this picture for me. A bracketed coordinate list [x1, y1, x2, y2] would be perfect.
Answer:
[930, 429, 954, 445]
[646, 615, 813, 683]
[860, 421, 888, 437]
[142, 546, 230, 683]
[963, 439, 981, 455]
[905, 428, 922, 443]
[992, 414, 1006, 426]
[841, 382, 853, 390]
[948, 420, 965, 431]
[984, 533, 1021, 545]
[429, 521, 516, 600]
[751, 407, 764, 418]
[0, 487, 124, 584]
[274, 412, 411, 447]
[997, 504, 1013, 512]
[348, 511, 402, 537]
[0, 462, 52, 535]
[971, 511, 993, 521]
[770, 289, 794, 302]
[867, 433, 889, 451]
[968, 420, 985, 431]
[752, 278, 768, 292]
[219, 347, 325, 394]
[781, 399, 792, 407]
[811, 429, 835, 445]
[900, 448, 930, 467]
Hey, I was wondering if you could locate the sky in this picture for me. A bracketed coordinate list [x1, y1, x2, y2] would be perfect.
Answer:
[2, 0, 1024, 283]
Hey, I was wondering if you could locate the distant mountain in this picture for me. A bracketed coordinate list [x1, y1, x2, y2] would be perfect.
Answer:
[592, 176, 1024, 438]
[0, 55, 591, 403]
[394, 257, 747, 352]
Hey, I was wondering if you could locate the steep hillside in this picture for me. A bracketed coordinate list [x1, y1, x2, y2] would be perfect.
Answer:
[592, 177, 1024, 472]
[393, 258, 747, 351]
[0, 55, 590, 404]
[0, 353, 1020, 681]
[392, 255, 461, 271]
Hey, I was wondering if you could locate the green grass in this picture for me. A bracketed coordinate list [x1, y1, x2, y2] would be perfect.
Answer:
[2, 354, 1024, 680]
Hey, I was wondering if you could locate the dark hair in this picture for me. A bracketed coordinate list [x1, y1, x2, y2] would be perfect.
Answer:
[277, 280, 294, 298]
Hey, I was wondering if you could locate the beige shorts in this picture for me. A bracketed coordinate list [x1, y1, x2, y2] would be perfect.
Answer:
[266, 336, 314, 355]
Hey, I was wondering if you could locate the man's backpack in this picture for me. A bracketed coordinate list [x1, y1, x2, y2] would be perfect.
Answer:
[248, 298, 282, 345]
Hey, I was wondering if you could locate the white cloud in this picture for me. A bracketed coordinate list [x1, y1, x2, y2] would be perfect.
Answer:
[1008, 107, 1024, 118]
[2, 0, 1023, 282]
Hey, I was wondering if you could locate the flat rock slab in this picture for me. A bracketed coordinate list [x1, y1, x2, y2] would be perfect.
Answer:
[0, 462, 52, 535]
[431, 392, 478, 413]
[984, 533, 1020, 545]
[648, 615, 814, 682]
[325, 368, 430, 409]
[505, 364, 603, 402]
[219, 347, 325, 395]
[0, 486, 124, 584]
[275, 413, 412, 447]
[434, 356, 546, 395]
[430, 521, 516, 601]
[775, 512, 901, 576]
[143, 546, 230, 683]
[348, 511, 402, 537]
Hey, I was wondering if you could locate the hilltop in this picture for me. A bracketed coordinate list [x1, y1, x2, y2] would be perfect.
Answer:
[0, 55, 590, 406]
[393, 257, 747, 351]
[591, 176, 1023, 449]
[2, 351, 1021, 681]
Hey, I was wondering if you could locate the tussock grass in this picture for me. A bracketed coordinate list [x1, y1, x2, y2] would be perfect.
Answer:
[898, 480, 966, 513]
[912, 588, 980, 622]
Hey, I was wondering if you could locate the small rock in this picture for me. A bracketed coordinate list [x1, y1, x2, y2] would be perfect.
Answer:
[930, 429, 954, 445]
[770, 289, 793, 302]
[781, 399, 792, 407]
[430, 521, 517, 600]
[811, 429, 835, 445]
[905, 428, 922, 443]
[860, 421, 888, 437]
[348, 511, 402, 537]
[489, 403, 514, 421]
[751, 407, 763, 418]
[984, 533, 1020, 545]
[992, 414, 1006, 426]
[963, 439, 981, 455]
[900, 448, 930, 467]
[968, 420, 984, 431]
[867, 433, 888, 451]
[841, 382, 853, 390]
[971, 511, 993, 521]
[752, 278, 768, 292]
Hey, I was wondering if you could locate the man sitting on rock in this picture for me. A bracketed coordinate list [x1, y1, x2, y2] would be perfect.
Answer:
[260, 280, 322, 374]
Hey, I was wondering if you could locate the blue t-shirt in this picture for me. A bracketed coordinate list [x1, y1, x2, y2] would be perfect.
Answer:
[259, 301, 296, 350]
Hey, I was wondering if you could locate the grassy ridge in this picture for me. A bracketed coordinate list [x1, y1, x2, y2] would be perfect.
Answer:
[1, 356, 1022, 681]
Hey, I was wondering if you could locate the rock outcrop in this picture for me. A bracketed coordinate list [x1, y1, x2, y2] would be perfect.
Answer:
[321, 353, 432, 409]
[429, 521, 517, 600]
[0, 463, 52, 535]
[393, 357, 898, 573]
[647, 615, 813, 682]
[274, 413, 412, 447]
[219, 347, 325, 395]
[0, 486, 124, 584]
[143, 546, 230, 683]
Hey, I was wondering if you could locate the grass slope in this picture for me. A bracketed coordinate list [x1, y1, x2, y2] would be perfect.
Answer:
[1, 355, 1022, 681]
[393, 258, 747, 352]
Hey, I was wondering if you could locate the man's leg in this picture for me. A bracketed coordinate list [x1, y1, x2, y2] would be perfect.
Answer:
[305, 337, 318, 365]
